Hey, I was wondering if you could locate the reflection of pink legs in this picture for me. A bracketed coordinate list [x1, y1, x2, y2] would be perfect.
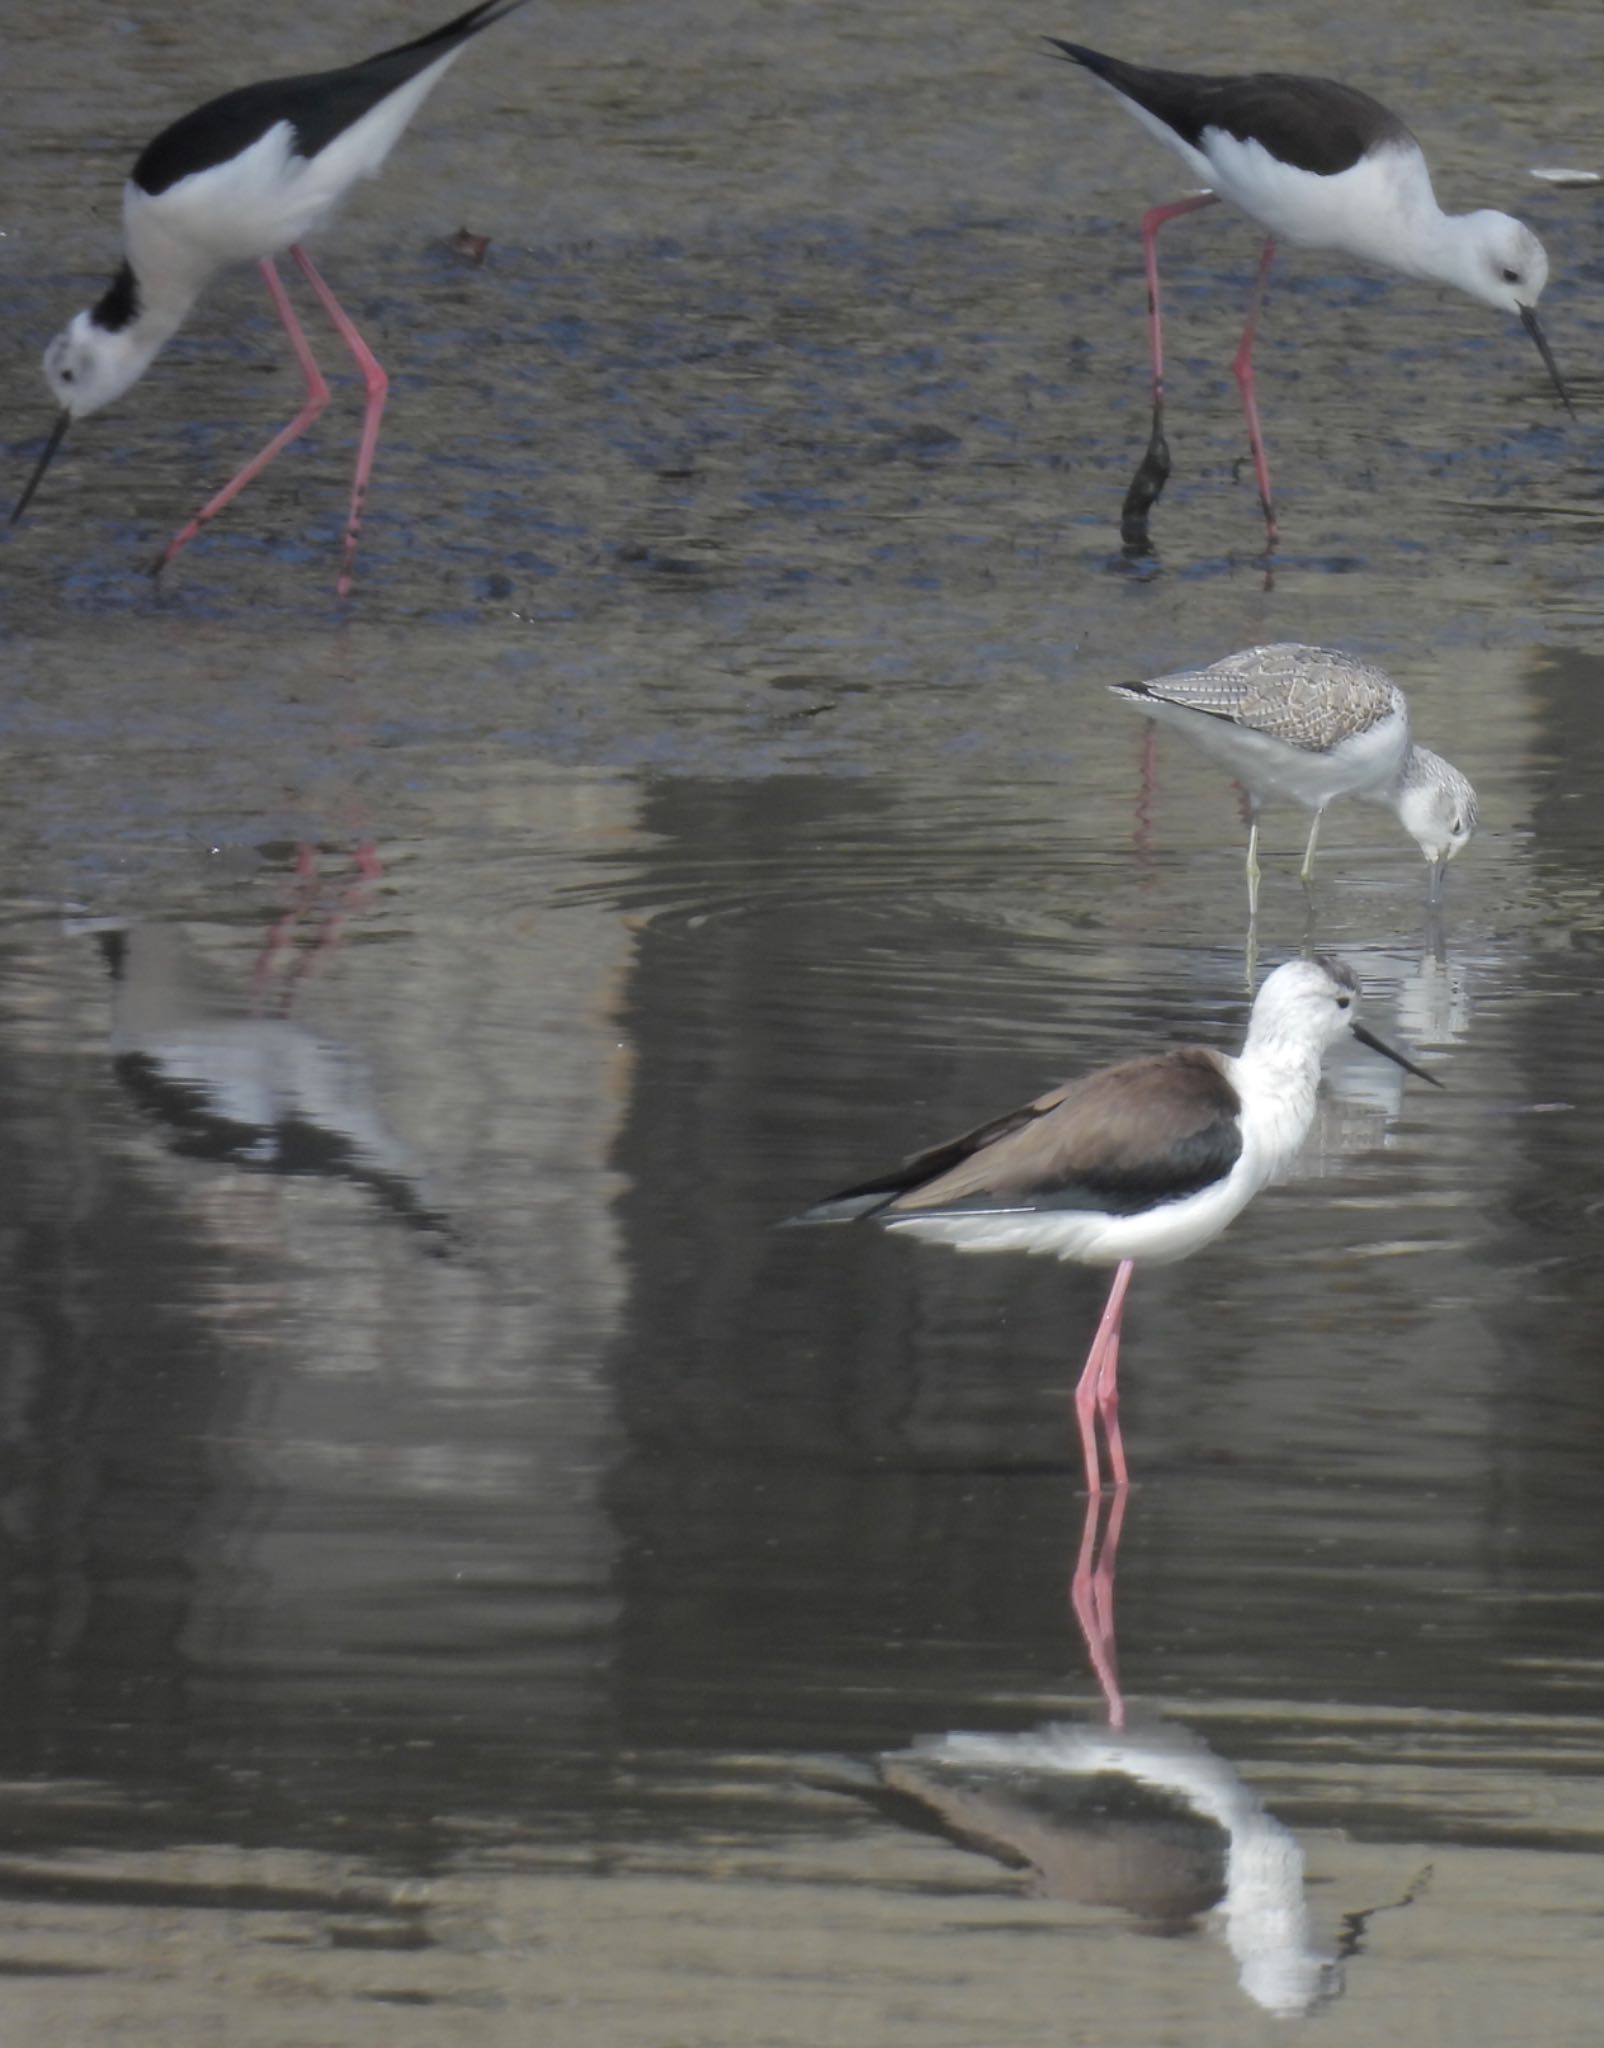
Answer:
[253, 842, 322, 1000]
[1072, 1258, 1134, 1495]
[1070, 1483, 1129, 1729]
[1232, 235, 1279, 546]
[1133, 722, 1158, 860]
[252, 842, 386, 1008]
[1139, 193, 1220, 404]
[151, 244, 387, 597]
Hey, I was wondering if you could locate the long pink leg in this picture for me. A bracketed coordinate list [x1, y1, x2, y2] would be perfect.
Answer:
[1072, 1258, 1135, 1494]
[1232, 235, 1279, 547]
[1140, 193, 1220, 402]
[290, 244, 389, 601]
[1092, 1259, 1132, 1488]
[152, 257, 331, 576]
[1120, 193, 1220, 546]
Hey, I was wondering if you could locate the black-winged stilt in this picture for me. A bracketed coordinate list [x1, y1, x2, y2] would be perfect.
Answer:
[795, 956, 1441, 1494]
[1049, 42, 1574, 548]
[12, 0, 532, 597]
[1110, 644, 1478, 908]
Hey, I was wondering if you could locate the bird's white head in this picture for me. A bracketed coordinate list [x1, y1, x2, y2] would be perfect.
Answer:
[1244, 957, 1364, 1067]
[1397, 750, 1478, 880]
[42, 309, 156, 421]
[1457, 210, 1549, 315]
[1446, 213, 1572, 413]
[14, 274, 174, 526]
[1243, 956, 1441, 1086]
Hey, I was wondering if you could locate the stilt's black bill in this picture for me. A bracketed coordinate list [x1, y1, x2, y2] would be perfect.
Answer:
[1520, 304, 1575, 416]
[1352, 1019, 1443, 1087]
[11, 411, 70, 524]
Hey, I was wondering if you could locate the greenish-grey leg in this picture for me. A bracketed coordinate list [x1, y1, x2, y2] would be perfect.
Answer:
[1299, 809, 1323, 884]
[1245, 816, 1262, 918]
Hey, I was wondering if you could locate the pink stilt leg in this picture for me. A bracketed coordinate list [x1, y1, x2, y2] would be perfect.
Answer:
[1072, 1258, 1135, 1494]
[1069, 1484, 1129, 1728]
[1120, 194, 1219, 548]
[1092, 1259, 1132, 1488]
[290, 244, 389, 601]
[1231, 235, 1279, 547]
[152, 257, 331, 577]
[1140, 193, 1221, 405]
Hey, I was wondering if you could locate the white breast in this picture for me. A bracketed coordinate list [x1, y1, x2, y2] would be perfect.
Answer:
[1225, 1050, 1321, 1195]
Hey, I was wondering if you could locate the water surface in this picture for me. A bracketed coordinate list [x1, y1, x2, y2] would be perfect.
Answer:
[4, 0, 1604, 2040]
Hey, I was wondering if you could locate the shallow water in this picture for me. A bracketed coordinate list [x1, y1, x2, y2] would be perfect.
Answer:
[4, 0, 1604, 2040]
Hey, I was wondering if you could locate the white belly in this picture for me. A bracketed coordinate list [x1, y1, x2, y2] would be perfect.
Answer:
[884, 1156, 1262, 1267]
[123, 48, 463, 281]
[1201, 135, 1440, 272]
[884, 1058, 1318, 1269]
[1143, 700, 1411, 811]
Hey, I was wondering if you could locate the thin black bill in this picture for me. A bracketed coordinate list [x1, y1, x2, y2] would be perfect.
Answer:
[1520, 303, 1575, 417]
[1352, 1018, 1443, 1088]
[11, 410, 71, 524]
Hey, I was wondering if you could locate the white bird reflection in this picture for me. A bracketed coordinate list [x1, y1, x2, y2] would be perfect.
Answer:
[874, 1486, 1340, 2018]
[880, 1717, 1342, 2017]
[1294, 926, 1471, 1169]
[70, 847, 453, 1245]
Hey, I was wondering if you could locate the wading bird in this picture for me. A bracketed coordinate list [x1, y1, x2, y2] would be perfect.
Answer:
[12, 0, 531, 596]
[1050, 41, 1573, 547]
[797, 956, 1440, 1492]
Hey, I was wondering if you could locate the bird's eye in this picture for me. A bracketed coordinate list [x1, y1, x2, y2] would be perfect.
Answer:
[1500, 266, 1521, 284]
[1336, 995, 1352, 1010]
[59, 367, 75, 383]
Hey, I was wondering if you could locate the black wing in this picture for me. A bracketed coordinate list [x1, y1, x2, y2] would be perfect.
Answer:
[1051, 42, 1413, 178]
[796, 1048, 1242, 1224]
[133, 0, 529, 193]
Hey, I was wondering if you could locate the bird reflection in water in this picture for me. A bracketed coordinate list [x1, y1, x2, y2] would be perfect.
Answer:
[75, 842, 455, 1246]
[876, 1489, 1344, 2018]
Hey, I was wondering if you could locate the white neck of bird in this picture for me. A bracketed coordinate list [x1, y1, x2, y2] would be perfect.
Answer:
[1395, 208, 1497, 296]
[1229, 1033, 1325, 1186]
[119, 275, 196, 356]
[73, 284, 196, 417]
[1236, 1023, 1326, 1087]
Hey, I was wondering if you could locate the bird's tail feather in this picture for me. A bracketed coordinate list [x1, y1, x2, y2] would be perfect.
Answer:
[373, 0, 534, 67]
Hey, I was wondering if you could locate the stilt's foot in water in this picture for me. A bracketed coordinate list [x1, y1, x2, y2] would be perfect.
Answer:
[1120, 402, 1172, 550]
